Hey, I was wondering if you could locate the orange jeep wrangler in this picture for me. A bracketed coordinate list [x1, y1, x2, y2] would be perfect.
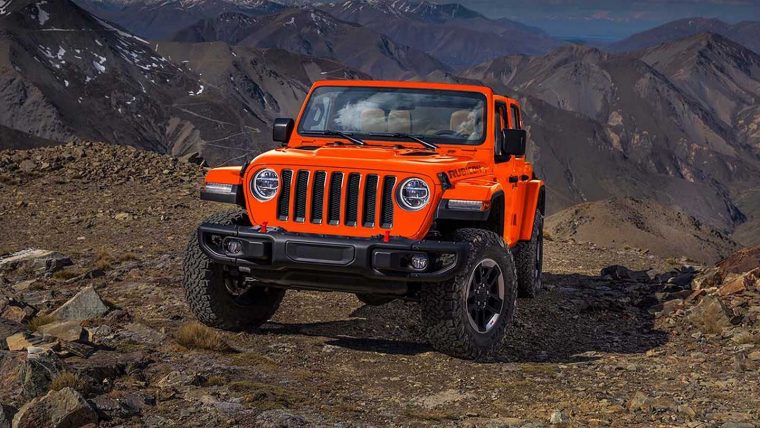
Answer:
[183, 80, 545, 359]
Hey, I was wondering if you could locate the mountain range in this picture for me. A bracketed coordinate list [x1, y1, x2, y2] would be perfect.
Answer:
[608, 17, 760, 54]
[0, 0, 758, 254]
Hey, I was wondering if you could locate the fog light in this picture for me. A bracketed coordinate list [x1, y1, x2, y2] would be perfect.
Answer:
[224, 239, 243, 255]
[410, 254, 429, 271]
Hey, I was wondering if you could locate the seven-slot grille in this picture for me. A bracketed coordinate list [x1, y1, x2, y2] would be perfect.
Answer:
[277, 169, 396, 229]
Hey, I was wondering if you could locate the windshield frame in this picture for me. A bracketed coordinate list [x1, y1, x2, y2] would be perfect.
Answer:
[295, 85, 489, 147]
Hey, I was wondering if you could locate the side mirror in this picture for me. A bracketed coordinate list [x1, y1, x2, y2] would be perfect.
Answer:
[502, 129, 526, 157]
[273, 118, 295, 144]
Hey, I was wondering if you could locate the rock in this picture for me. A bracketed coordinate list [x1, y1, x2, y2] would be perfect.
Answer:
[37, 321, 85, 343]
[12, 387, 97, 428]
[1, 305, 35, 324]
[114, 212, 131, 221]
[90, 394, 141, 420]
[627, 391, 649, 412]
[254, 409, 308, 428]
[720, 423, 755, 428]
[50, 286, 108, 321]
[83, 325, 112, 343]
[549, 410, 565, 424]
[666, 272, 695, 288]
[716, 246, 760, 275]
[12, 280, 38, 292]
[693, 267, 723, 290]
[56, 342, 94, 358]
[687, 296, 735, 334]
[658, 299, 683, 317]
[6, 333, 48, 352]
[748, 351, 760, 361]
[600, 265, 650, 282]
[0, 249, 71, 274]
[21, 351, 64, 399]
[0, 319, 25, 351]
[18, 160, 35, 173]
[719, 274, 750, 296]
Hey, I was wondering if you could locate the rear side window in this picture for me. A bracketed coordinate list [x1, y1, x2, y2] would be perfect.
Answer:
[510, 105, 521, 129]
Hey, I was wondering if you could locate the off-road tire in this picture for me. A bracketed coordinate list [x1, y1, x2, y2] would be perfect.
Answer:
[182, 210, 285, 331]
[419, 228, 518, 360]
[515, 209, 543, 298]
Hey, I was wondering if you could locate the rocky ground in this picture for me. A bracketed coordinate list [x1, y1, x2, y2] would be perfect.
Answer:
[0, 142, 759, 427]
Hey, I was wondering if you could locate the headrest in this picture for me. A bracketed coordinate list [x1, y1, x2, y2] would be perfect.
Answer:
[450, 110, 475, 135]
[388, 110, 411, 134]
[360, 108, 386, 133]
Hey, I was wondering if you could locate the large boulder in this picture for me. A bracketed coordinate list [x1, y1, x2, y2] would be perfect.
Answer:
[716, 246, 760, 275]
[5, 334, 50, 353]
[50, 287, 108, 321]
[12, 387, 97, 428]
[36, 322, 85, 343]
[0, 250, 71, 275]
[687, 296, 735, 334]
[0, 320, 24, 351]
[20, 351, 65, 399]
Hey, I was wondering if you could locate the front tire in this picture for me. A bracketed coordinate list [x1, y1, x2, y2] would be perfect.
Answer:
[182, 210, 285, 331]
[419, 228, 518, 360]
[515, 209, 544, 298]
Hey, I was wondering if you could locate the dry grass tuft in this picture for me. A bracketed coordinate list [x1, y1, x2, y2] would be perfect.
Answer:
[203, 375, 227, 386]
[50, 372, 87, 392]
[175, 322, 234, 352]
[229, 352, 278, 367]
[229, 381, 301, 409]
[29, 314, 56, 331]
[94, 250, 114, 271]
[402, 407, 460, 421]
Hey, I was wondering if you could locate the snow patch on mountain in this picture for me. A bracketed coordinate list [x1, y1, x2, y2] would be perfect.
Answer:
[35, 1, 50, 25]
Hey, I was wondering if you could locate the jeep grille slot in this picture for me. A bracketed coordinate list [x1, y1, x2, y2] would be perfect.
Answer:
[294, 170, 309, 222]
[363, 175, 379, 227]
[327, 172, 343, 225]
[344, 173, 361, 226]
[310, 171, 326, 224]
[277, 169, 293, 220]
[380, 176, 396, 228]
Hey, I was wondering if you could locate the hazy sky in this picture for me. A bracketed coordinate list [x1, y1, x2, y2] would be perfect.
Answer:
[436, 0, 760, 40]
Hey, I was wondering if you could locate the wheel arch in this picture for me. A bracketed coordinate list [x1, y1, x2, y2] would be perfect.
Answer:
[518, 181, 545, 241]
[433, 190, 505, 237]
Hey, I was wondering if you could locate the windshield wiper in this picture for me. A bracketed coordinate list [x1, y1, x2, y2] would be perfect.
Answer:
[369, 133, 438, 150]
[303, 130, 365, 146]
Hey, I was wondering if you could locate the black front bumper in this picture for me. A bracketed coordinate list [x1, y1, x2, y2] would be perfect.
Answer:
[197, 223, 466, 294]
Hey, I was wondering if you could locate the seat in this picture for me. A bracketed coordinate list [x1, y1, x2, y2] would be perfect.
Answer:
[360, 108, 387, 133]
[388, 110, 411, 134]
[450, 109, 475, 135]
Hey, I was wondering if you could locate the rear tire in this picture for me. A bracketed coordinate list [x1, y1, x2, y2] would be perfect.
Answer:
[419, 228, 517, 360]
[182, 210, 285, 331]
[515, 208, 543, 298]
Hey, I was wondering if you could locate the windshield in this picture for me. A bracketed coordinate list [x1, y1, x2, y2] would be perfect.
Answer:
[297, 86, 487, 146]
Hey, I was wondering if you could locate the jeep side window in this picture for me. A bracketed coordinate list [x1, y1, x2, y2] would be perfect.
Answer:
[510, 104, 521, 129]
[495, 102, 509, 163]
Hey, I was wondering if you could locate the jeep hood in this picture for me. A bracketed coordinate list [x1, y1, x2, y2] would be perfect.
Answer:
[252, 146, 490, 182]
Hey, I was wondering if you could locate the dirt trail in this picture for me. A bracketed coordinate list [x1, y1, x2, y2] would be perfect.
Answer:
[1, 143, 758, 427]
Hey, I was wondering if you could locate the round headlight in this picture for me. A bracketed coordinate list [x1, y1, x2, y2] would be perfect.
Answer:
[251, 168, 279, 201]
[397, 177, 430, 211]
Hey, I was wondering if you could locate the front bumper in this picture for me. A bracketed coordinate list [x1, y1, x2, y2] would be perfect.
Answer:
[197, 223, 466, 292]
